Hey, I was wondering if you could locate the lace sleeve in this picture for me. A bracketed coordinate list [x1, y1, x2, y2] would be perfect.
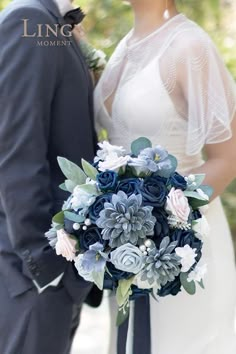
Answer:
[160, 27, 236, 155]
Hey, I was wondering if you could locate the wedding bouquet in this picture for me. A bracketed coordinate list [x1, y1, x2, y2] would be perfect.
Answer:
[46, 137, 212, 324]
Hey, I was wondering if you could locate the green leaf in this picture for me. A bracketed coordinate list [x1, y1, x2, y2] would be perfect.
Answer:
[180, 272, 196, 295]
[199, 185, 214, 199]
[198, 279, 205, 289]
[78, 183, 100, 195]
[57, 157, 87, 185]
[186, 174, 206, 191]
[65, 179, 77, 193]
[52, 211, 64, 225]
[184, 191, 208, 200]
[64, 211, 85, 223]
[131, 137, 152, 156]
[116, 277, 134, 306]
[116, 301, 130, 327]
[81, 159, 98, 180]
[188, 197, 209, 210]
[92, 269, 105, 290]
[59, 183, 68, 191]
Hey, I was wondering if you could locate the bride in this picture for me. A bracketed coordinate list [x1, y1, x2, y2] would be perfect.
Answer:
[94, 0, 236, 353]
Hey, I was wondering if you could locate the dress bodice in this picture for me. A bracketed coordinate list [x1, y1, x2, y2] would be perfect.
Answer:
[95, 56, 204, 173]
[94, 14, 235, 173]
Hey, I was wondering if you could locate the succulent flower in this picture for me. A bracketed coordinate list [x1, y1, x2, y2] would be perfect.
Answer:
[96, 191, 156, 248]
[141, 237, 181, 287]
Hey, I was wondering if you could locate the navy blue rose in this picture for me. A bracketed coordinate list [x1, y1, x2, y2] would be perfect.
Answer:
[158, 278, 181, 297]
[79, 226, 104, 251]
[171, 229, 203, 262]
[140, 176, 168, 207]
[96, 171, 118, 192]
[116, 178, 143, 196]
[152, 208, 170, 246]
[89, 193, 112, 223]
[169, 172, 187, 190]
[104, 263, 133, 290]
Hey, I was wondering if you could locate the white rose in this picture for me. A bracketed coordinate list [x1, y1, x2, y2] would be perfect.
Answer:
[187, 264, 207, 283]
[175, 245, 197, 272]
[74, 254, 94, 282]
[165, 188, 191, 224]
[71, 185, 96, 211]
[192, 215, 210, 240]
[94, 141, 126, 163]
[55, 229, 77, 261]
[98, 153, 130, 172]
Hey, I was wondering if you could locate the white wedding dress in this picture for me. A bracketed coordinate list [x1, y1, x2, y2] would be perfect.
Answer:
[94, 14, 236, 354]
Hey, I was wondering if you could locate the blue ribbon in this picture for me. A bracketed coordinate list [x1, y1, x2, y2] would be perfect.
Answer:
[117, 294, 151, 354]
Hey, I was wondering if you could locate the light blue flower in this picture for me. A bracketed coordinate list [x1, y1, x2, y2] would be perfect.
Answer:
[81, 242, 108, 273]
[110, 243, 145, 274]
[129, 145, 172, 174]
[96, 191, 156, 248]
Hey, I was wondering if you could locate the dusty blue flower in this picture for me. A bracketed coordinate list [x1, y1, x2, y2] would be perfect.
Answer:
[96, 191, 156, 248]
[141, 237, 181, 287]
[81, 242, 107, 273]
[110, 243, 145, 274]
[129, 146, 171, 174]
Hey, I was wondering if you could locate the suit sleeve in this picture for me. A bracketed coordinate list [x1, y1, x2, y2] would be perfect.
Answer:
[0, 7, 67, 287]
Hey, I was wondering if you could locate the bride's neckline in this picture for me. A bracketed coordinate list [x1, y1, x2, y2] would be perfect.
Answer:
[126, 13, 185, 49]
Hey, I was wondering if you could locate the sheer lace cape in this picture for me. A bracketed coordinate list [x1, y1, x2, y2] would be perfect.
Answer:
[95, 14, 236, 155]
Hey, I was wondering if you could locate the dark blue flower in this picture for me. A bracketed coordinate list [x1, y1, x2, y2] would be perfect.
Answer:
[152, 208, 170, 246]
[96, 171, 118, 192]
[116, 178, 143, 196]
[158, 278, 182, 297]
[169, 172, 187, 190]
[79, 226, 104, 251]
[171, 229, 203, 262]
[103, 263, 133, 290]
[89, 193, 112, 223]
[140, 176, 168, 207]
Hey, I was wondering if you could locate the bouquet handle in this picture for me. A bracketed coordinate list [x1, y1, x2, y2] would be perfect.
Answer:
[117, 294, 151, 354]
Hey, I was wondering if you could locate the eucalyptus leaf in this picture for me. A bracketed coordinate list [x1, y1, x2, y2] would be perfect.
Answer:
[186, 174, 206, 191]
[180, 272, 196, 295]
[188, 197, 209, 210]
[59, 183, 68, 192]
[131, 137, 152, 156]
[92, 269, 105, 290]
[199, 185, 214, 199]
[64, 211, 85, 223]
[82, 159, 98, 180]
[57, 157, 86, 185]
[198, 279, 205, 289]
[52, 211, 64, 225]
[184, 191, 207, 200]
[65, 179, 77, 193]
[116, 301, 130, 326]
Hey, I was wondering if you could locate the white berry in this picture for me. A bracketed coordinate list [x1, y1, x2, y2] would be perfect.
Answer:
[139, 245, 146, 252]
[144, 239, 152, 248]
[82, 226, 87, 231]
[73, 223, 80, 231]
[84, 218, 92, 226]
[188, 174, 195, 182]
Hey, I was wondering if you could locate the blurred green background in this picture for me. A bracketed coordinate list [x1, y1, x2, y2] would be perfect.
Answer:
[1, 0, 236, 240]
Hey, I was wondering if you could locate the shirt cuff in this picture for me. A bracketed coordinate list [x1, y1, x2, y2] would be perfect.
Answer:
[33, 273, 64, 294]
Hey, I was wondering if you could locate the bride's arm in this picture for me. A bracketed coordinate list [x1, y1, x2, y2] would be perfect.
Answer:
[189, 114, 236, 199]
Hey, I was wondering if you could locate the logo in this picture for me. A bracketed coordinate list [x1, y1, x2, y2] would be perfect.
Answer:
[22, 19, 73, 47]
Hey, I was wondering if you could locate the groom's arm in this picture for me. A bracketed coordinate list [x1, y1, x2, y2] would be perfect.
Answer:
[0, 7, 67, 287]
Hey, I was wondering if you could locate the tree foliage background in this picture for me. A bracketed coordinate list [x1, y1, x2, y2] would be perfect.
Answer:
[1, 0, 236, 240]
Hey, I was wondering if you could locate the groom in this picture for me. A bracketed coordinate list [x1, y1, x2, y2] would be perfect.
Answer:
[0, 0, 100, 353]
